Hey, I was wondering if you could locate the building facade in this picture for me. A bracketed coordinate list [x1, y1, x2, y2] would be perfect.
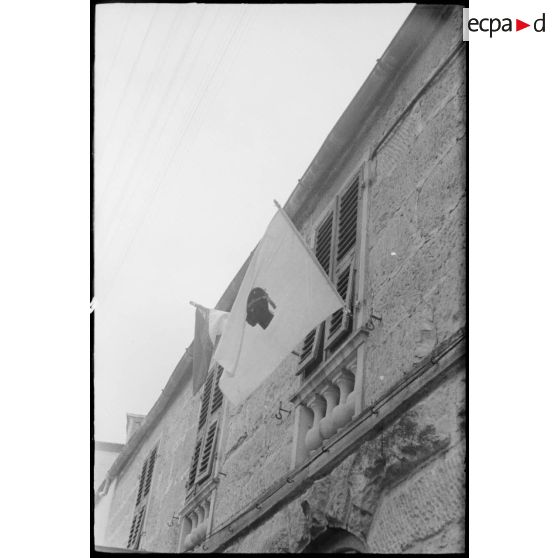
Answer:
[95, 6, 466, 553]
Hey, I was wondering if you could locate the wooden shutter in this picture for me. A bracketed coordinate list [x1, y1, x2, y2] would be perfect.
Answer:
[143, 448, 157, 498]
[198, 372, 213, 429]
[135, 460, 148, 506]
[197, 422, 218, 482]
[336, 177, 359, 264]
[188, 440, 202, 489]
[127, 446, 157, 549]
[297, 323, 324, 375]
[325, 177, 359, 350]
[188, 364, 224, 492]
[315, 213, 334, 273]
[127, 514, 138, 548]
[297, 213, 334, 374]
[210, 366, 224, 414]
[127, 505, 146, 549]
[325, 263, 355, 350]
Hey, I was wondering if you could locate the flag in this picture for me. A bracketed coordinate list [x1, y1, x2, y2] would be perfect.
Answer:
[192, 305, 229, 395]
[214, 206, 345, 406]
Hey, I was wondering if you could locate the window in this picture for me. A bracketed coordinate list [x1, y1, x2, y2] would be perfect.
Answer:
[127, 446, 157, 550]
[298, 175, 361, 377]
[187, 365, 224, 493]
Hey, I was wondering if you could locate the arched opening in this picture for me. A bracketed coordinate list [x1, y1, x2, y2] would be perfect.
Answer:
[302, 528, 369, 554]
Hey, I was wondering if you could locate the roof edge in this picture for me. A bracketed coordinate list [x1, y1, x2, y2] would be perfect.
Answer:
[284, 5, 454, 225]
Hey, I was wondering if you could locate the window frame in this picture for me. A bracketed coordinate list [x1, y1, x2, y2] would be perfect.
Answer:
[127, 445, 158, 550]
[290, 156, 373, 469]
[297, 169, 364, 378]
[186, 364, 224, 495]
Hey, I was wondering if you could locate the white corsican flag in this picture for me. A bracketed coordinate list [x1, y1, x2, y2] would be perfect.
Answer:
[214, 204, 345, 406]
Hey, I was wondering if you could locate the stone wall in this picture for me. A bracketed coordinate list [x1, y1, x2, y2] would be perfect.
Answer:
[212, 6, 465, 541]
[221, 364, 465, 553]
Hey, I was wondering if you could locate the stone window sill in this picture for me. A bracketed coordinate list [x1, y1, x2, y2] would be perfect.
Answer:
[178, 480, 218, 552]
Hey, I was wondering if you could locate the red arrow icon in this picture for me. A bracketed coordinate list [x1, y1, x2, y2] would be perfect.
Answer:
[516, 19, 530, 31]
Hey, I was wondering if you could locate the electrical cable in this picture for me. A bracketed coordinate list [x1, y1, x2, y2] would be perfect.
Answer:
[96, 4, 159, 163]
[96, 8, 248, 308]
[96, 6, 185, 194]
[96, 6, 215, 258]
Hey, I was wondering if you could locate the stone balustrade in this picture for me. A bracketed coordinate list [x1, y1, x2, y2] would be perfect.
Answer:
[303, 369, 356, 453]
[181, 497, 211, 552]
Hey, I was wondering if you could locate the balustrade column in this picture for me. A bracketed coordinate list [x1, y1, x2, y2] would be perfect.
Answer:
[318, 382, 340, 439]
[331, 370, 355, 430]
[181, 516, 193, 552]
[183, 510, 198, 551]
[191, 506, 205, 546]
[198, 499, 210, 541]
[304, 394, 326, 451]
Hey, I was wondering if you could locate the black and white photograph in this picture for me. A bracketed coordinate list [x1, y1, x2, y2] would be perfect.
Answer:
[93, 2, 466, 553]
[6, 0, 558, 556]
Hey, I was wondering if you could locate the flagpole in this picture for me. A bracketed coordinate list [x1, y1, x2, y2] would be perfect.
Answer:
[273, 200, 345, 308]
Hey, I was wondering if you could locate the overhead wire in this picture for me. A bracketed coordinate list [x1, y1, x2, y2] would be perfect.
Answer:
[97, 7, 133, 94]
[96, 5, 186, 200]
[155, 6, 250, 183]
[165, 6, 254, 193]
[99, 7, 242, 262]
[96, 6, 215, 258]
[96, 4, 160, 163]
[96, 7, 249, 308]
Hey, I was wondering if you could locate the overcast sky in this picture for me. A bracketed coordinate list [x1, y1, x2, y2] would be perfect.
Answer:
[94, 3, 414, 444]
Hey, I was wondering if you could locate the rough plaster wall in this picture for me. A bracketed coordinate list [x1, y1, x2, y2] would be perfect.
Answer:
[103, 377, 200, 552]
[222, 366, 465, 553]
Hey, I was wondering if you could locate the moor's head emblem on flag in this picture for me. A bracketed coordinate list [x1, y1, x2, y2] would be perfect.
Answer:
[246, 287, 276, 330]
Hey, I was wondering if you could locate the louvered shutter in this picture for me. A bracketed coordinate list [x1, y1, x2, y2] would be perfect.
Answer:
[297, 323, 325, 377]
[127, 514, 138, 548]
[325, 263, 355, 349]
[128, 446, 157, 549]
[325, 177, 359, 350]
[143, 448, 157, 497]
[297, 213, 334, 374]
[210, 366, 224, 413]
[133, 506, 146, 549]
[127, 505, 146, 549]
[336, 177, 359, 264]
[188, 365, 224, 492]
[135, 460, 148, 506]
[198, 372, 213, 429]
[188, 440, 202, 489]
[197, 422, 218, 482]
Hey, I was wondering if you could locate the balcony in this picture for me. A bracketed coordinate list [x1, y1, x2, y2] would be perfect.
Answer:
[178, 481, 216, 552]
[290, 327, 369, 465]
